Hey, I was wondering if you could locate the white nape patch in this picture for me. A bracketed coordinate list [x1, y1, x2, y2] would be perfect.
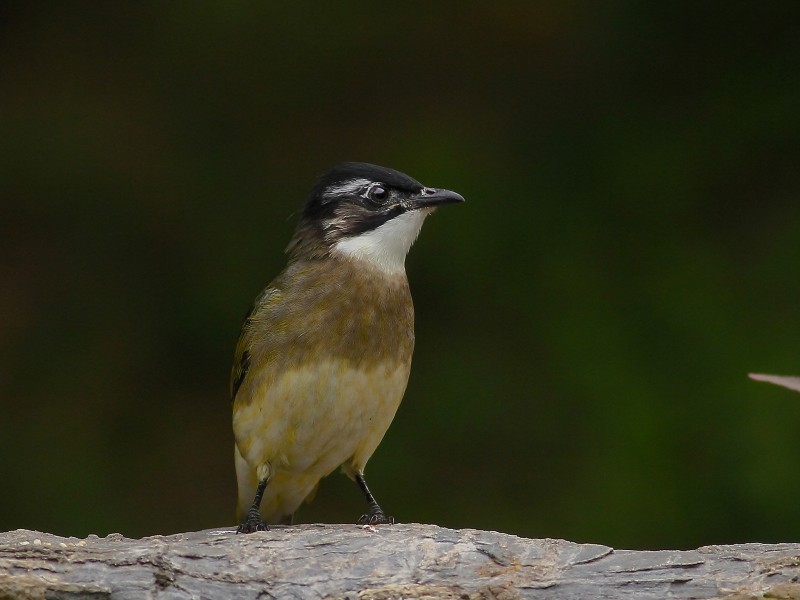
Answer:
[324, 178, 370, 198]
[333, 208, 432, 274]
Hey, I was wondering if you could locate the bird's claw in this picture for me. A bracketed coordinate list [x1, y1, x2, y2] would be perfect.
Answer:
[358, 512, 395, 525]
[236, 513, 269, 534]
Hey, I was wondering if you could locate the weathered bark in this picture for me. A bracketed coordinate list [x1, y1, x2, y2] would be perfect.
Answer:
[1, 524, 798, 599]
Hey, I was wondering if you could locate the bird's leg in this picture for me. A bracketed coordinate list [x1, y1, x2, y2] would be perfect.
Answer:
[355, 472, 394, 525]
[236, 478, 269, 534]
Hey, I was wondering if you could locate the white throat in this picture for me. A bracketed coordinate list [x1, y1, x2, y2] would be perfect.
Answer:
[332, 209, 432, 275]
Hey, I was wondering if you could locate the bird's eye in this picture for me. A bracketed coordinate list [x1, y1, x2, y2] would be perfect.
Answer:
[365, 185, 388, 203]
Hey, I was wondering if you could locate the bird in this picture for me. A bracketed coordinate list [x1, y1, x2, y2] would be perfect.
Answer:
[231, 161, 464, 533]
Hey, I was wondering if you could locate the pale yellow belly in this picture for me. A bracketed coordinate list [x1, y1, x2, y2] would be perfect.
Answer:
[233, 359, 410, 522]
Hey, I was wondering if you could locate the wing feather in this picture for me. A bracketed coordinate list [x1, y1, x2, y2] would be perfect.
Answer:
[230, 286, 281, 400]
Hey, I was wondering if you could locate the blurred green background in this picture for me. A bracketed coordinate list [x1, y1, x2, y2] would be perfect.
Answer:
[2, 2, 799, 550]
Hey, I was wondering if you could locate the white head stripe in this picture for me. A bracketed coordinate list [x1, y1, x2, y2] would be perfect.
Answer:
[324, 178, 371, 198]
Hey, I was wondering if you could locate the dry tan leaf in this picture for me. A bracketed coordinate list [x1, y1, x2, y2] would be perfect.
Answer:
[748, 373, 800, 393]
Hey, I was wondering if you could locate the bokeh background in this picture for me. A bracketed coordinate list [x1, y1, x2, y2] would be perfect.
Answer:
[2, 3, 799, 550]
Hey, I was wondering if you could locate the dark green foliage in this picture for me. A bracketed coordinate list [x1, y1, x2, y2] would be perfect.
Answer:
[1, 2, 799, 549]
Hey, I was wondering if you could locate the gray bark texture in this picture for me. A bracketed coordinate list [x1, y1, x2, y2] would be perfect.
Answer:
[1, 524, 799, 599]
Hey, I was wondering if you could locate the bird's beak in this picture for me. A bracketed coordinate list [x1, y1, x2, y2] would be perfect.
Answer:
[404, 188, 466, 211]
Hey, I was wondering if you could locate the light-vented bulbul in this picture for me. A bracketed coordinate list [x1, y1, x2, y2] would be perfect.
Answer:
[232, 162, 464, 533]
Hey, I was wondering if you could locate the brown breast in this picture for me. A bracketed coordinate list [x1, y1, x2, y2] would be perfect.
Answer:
[239, 257, 415, 400]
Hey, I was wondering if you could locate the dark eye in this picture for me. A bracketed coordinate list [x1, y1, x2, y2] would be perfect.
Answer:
[366, 184, 388, 203]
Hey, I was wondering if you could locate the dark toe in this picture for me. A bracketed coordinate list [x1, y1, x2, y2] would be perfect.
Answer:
[358, 512, 395, 525]
[236, 517, 269, 534]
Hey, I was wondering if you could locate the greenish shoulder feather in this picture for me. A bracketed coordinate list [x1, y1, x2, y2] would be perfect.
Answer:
[230, 286, 282, 400]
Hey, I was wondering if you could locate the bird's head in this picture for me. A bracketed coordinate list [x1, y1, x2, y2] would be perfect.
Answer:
[287, 162, 464, 274]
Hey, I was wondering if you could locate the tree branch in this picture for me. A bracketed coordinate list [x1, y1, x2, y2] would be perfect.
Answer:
[1, 524, 798, 599]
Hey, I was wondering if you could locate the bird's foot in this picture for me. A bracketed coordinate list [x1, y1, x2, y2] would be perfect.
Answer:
[358, 511, 395, 525]
[236, 511, 269, 534]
